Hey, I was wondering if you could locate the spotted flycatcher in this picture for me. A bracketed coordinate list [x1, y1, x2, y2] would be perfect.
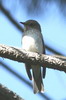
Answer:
[20, 20, 46, 93]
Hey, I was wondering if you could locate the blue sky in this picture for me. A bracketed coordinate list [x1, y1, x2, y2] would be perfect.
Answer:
[0, 2, 66, 100]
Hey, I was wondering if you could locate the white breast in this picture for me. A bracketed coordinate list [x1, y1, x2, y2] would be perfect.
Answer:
[22, 29, 43, 53]
[22, 35, 36, 51]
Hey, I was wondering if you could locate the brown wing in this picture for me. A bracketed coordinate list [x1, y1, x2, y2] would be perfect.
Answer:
[41, 33, 46, 78]
[25, 63, 32, 80]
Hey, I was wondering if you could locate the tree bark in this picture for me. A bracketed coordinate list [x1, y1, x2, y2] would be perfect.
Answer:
[0, 44, 66, 72]
[0, 84, 24, 100]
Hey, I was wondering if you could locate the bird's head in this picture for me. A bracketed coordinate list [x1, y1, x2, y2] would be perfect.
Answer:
[20, 20, 41, 32]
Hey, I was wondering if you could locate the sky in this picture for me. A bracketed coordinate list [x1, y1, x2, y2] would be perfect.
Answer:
[0, 1, 66, 100]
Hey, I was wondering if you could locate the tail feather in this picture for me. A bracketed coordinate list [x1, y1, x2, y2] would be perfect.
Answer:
[32, 65, 44, 94]
[43, 67, 46, 78]
[25, 64, 32, 80]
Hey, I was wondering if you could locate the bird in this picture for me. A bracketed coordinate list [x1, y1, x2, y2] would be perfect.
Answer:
[20, 20, 46, 94]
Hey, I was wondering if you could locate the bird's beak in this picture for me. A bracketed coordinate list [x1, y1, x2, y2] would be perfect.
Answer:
[20, 22, 25, 32]
[20, 22, 25, 24]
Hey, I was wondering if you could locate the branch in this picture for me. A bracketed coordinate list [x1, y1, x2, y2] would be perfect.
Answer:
[45, 45, 64, 55]
[0, 83, 24, 100]
[0, 4, 23, 32]
[0, 44, 66, 72]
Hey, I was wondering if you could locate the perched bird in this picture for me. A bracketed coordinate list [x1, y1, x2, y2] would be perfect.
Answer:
[20, 20, 46, 93]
